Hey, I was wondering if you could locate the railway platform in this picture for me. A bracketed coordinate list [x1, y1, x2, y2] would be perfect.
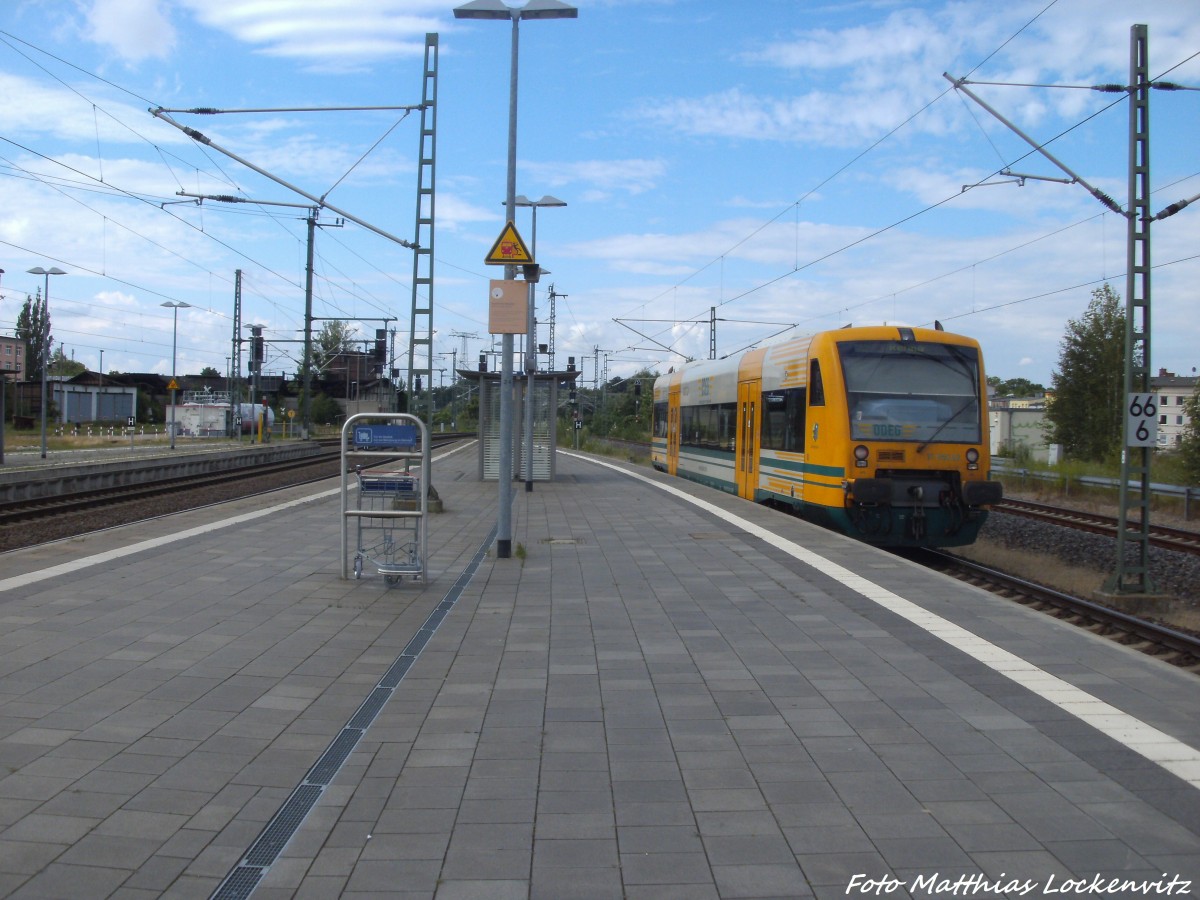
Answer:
[0, 442, 1198, 899]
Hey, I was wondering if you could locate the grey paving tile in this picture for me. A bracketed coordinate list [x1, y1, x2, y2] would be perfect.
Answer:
[5, 446, 1200, 900]
[533, 837, 618, 868]
[433, 879, 527, 900]
[7, 862, 132, 899]
[795, 850, 894, 887]
[530, 865, 623, 900]
[712, 863, 814, 899]
[1, 814, 98, 845]
[620, 850, 713, 885]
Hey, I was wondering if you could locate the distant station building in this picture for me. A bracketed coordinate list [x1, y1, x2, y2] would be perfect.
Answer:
[1152, 368, 1198, 449]
[988, 393, 1051, 463]
[988, 368, 1198, 460]
[0, 335, 25, 382]
[56, 371, 140, 423]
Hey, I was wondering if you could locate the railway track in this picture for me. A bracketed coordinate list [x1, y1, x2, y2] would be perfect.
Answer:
[0, 449, 344, 529]
[0, 435, 473, 537]
[915, 548, 1200, 673]
[997, 497, 1200, 556]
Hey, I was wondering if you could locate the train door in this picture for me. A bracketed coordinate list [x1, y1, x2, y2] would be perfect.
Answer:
[736, 379, 760, 500]
[667, 383, 681, 476]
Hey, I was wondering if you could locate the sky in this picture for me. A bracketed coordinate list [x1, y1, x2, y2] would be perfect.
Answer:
[1, 0, 1198, 394]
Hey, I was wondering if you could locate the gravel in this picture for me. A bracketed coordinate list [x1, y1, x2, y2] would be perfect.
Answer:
[977, 509, 1200, 604]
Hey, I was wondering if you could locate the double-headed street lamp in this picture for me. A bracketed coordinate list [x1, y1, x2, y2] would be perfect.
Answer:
[27, 266, 66, 459]
[454, 0, 577, 559]
[161, 301, 191, 450]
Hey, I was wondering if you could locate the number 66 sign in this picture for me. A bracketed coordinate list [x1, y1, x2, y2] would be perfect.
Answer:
[1125, 393, 1158, 448]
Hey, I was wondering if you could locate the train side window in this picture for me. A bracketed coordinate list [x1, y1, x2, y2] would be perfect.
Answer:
[760, 388, 806, 452]
[680, 402, 736, 450]
[653, 401, 669, 438]
[791, 388, 806, 450]
[761, 391, 784, 450]
[810, 360, 825, 407]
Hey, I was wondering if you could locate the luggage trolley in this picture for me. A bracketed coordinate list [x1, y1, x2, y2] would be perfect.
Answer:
[340, 413, 430, 585]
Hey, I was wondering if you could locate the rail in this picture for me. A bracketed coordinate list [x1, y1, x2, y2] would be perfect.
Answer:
[993, 458, 1199, 519]
[920, 549, 1200, 672]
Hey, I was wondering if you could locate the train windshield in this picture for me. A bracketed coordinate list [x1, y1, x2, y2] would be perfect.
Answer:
[838, 341, 982, 444]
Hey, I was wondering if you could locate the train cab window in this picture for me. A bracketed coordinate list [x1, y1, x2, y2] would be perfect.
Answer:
[838, 340, 982, 444]
[761, 388, 806, 452]
[809, 361, 825, 407]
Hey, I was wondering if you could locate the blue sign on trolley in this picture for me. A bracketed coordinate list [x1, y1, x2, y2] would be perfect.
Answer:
[354, 425, 419, 449]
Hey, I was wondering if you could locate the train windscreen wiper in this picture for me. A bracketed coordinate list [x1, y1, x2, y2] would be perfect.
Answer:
[916, 398, 977, 453]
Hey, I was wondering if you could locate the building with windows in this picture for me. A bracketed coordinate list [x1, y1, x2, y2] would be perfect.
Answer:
[988, 393, 1053, 462]
[0, 335, 24, 381]
[1152, 369, 1198, 449]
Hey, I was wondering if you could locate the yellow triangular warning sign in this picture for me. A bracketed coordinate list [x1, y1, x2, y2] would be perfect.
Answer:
[484, 221, 534, 265]
[167, 378, 180, 391]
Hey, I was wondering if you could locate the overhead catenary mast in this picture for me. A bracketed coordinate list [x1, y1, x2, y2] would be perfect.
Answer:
[151, 33, 440, 432]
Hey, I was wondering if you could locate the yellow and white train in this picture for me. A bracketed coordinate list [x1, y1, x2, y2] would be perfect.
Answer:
[651, 325, 1003, 548]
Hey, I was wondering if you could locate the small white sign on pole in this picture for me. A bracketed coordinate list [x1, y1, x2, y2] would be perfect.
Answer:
[1125, 393, 1158, 448]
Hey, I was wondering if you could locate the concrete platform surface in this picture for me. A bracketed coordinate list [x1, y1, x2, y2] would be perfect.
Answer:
[0, 442, 1197, 899]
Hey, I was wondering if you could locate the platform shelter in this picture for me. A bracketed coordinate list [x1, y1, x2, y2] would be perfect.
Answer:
[461, 368, 579, 482]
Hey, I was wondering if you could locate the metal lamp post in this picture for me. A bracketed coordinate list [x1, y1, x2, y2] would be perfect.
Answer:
[161, 301, 191, 450]
[514, 194, 566, 492]
[27, 266, 66, 459]
[454, 0, 577, 558]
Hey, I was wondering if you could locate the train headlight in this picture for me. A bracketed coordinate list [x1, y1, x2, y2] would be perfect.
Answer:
[966, 447, 979, 470]
[854, 444, 869, 468]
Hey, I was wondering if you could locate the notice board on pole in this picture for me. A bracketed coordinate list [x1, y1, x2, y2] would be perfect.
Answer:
[489, 279, 527, 334]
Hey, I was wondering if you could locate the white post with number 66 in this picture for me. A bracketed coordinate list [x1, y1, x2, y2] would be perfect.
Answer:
[1125, 393, 1158, 448]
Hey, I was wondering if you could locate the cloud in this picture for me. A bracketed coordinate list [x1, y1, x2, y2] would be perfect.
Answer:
[0, 73, 173, 146]
[627, 1, 1200, 151]
[522, 158, 668, 197]
[743, 7, 961, 72]
[86, 0, 176, 63]
[76, 0, 447, 69]
[631, 86, 959, 148]
[177, 0, 443, 68]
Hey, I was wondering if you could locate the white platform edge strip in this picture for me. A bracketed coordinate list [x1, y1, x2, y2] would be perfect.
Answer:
[0, 441, 474, 595]
[564, 451, 1200, 790]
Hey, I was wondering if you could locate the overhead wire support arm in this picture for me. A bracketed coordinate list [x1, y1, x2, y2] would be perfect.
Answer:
[964, 168, 1078, 192]
[157, 104, 429, 114]
[943, 73, 1126, 217]
[176, 191, 315, 209]
[612, 318, 692, 360]
[1150, 193, 1198, 222]
[1001, 169, 1076, 186]
[150, 107, 417, 249]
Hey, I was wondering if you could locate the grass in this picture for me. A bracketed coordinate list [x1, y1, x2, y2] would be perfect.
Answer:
[2, 429, 164, 452]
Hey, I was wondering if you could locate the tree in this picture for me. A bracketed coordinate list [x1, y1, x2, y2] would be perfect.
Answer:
[309, 392, 343, 425]
[1179, 389, 1200, 484]
[1046, 283, 1127, 462]
[48, 346, 85, 378]
[14, 290, 50, 381]
[200, 365, 221, 378]
[314, 321, 355, 374]
[987, 376, 1045, 397]
[586, 369, 657, 439]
